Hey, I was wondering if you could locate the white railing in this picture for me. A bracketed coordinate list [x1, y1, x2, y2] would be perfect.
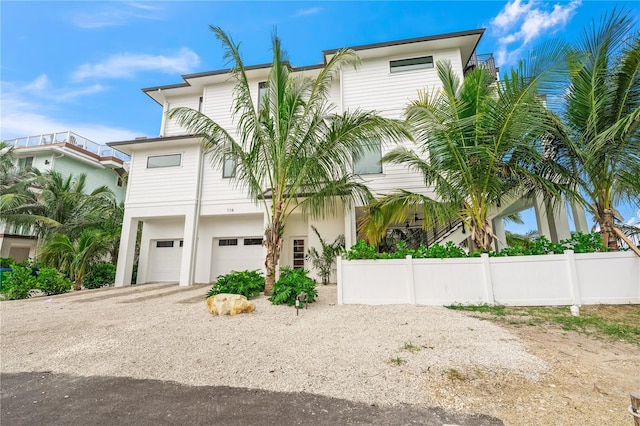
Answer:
[5, 131, 129, 161]
[337, 251, 640, 306]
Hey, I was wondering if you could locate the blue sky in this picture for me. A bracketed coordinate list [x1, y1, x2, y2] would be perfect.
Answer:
[1, 0, 638, 229]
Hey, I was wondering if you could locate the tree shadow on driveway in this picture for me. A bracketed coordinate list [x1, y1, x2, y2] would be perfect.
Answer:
[1, 371, 503, 425]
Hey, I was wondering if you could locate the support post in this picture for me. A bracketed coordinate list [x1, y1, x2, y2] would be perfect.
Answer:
[179, 206, 198, 287]
[481, 253, 495, 304]
[114, 215, 139, 287]
[565, 250, 582, 305]
[336, 255, 343, 305]
[344, 204, 356, 249]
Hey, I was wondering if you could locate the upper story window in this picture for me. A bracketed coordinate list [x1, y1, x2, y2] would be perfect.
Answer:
[147, 154, 181, 168]
[353, 144, 382, 175]
[390, 56, 433, 73]
[258, 81, 268, 111]
[18, 156, 34, 169]
[223, 154, 236, 178]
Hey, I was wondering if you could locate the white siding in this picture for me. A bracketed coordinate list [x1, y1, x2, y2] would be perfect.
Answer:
[126, 145, 200, 207]
[163, 95, 201, 136]
[341, 48, 463, 199]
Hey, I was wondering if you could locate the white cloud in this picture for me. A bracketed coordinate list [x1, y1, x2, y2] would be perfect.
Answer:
[73, 48, 200, 80]
[0, 77, 143, 144]
[293, 7, 322, 17]
[70, 2, 164, 29]
[491, 0, 581, 66]
[625, 209, 640, 226]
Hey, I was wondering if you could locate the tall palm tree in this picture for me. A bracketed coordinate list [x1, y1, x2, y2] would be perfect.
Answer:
[0, 142, 39, 214]
[360, 46, 574, 251]
[40, 230, 111, 291]
[169, 27, 410, 293]
[3, 170, 115, 241]
[306, 226, 345, 286]
[557, 10, 640, 249]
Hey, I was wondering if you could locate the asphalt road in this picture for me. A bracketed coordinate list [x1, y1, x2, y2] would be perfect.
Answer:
[1, 371, 503, 426]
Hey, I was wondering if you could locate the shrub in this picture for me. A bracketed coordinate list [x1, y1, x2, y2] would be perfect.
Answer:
[0, 257, 15, 268]
[84, 262, 116, 289]
[36, 268, 72, 295]
[269, 267, 317, 307]
[0, 265, 36, 300]
[206, 269, 265, 299]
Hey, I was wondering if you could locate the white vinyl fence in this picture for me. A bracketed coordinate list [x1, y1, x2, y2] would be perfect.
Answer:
[336, 251, 640, 306]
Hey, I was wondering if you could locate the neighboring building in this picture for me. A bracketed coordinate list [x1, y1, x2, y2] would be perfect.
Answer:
[109, 28, 587, 287]
[0, 131, 128, 262]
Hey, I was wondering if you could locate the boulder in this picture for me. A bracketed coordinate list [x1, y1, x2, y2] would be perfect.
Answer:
[206, 293, 256, 316]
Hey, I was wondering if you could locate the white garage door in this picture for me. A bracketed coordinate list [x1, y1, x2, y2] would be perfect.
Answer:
[148, 240, 182, 282]
[211, 237, 264, 280]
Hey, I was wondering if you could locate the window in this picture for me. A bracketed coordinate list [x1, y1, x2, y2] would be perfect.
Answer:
[147, 154, 181, 168]
[390, 56, 433, 73]
[244, 238, 263, 246]
[179, 240, 184, 247]
[222, 155, 236, 178]
[18, 157, 34, 169]
[293, 239, 305, 269]
[257, 81, 268, 110]
[218, 238, 238, 246]
[198, 96, 203, 113]
[353, 144, 382, 175]
[156, 241, 174, 248]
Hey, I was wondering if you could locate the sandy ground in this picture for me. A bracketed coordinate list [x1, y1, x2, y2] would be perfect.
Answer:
[1, 283, 638, 425]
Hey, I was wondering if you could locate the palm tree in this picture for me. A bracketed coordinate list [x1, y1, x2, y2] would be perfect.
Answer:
[360, 47, 574, 251]
[306, 226, 345, 285]
[3, 170, 115, 241]
[0, 142, 39, 214]
[556, 10, 640, 250]
[169, 27, 410, 293]
[40, 230, 111, 291]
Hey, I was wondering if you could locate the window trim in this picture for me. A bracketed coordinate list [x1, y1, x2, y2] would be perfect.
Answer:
[390, 56, 434, 73]
[147, 153, 182, 169]
[222, 155, 236, 178]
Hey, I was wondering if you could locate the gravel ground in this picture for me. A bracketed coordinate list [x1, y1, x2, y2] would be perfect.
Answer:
[0, 283, 547, 408]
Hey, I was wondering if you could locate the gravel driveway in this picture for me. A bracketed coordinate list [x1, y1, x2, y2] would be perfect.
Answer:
[1, 283, 546, 422]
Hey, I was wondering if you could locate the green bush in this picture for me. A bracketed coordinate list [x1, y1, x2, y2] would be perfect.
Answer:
[84, 262, 116, 289]
[36, 268, 72, 295]
[1, 265, 36, 300]
[269, 267, 317, 307]
[0, 257, 15, 268]
[206, 269, 265, 299]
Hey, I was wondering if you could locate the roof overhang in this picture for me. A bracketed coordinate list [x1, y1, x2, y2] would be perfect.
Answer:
[106, 134, 202, 155]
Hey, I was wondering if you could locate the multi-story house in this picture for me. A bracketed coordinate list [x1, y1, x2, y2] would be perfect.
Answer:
[0, 131, 128, 261]
[109, 28, 587, 287]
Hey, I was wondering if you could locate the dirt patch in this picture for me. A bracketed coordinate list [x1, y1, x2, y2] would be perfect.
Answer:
[426, 315, 640, 425]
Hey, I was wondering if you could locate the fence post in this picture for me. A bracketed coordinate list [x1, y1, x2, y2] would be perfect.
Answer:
[565, 250, 582, 305]
[481, 253, 495, 304]
[336, 255, 343, 305]
[406, 255, 416, 304]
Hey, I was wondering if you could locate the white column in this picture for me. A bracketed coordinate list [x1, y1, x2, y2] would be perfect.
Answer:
[344, 204, 357, 249]
[179, 206, 198, 286]
[493, 216, 507, 251]
[571, 202, 590, 234]
[534, 195, 552, 240]
[114, 214, 139, 287]
[547, 200, 572, 242]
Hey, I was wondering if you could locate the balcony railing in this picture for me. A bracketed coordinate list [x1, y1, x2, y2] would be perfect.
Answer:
[465, 53, 498, 79]
[5, 131, 129, 161]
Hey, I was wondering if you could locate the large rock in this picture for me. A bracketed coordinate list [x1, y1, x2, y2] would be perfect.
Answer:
[206, 293, 256, 316]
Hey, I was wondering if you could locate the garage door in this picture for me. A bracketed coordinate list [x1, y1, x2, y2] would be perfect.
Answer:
[211, 237, 264, 280]
[148, 240, 182, 282]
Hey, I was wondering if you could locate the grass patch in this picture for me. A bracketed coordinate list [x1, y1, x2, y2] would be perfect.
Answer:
[401, 342, 421, 353]
[446, 304, 640, 346]
[386, 356, 406, 366]
[445, 368, 467, 381]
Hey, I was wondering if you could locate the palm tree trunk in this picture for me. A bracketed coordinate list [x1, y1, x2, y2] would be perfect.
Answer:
[264, 202, 284, 295]
[73, 276, 82, 291]
[471, 218, 494, 252]
[599, 208, 619, 250]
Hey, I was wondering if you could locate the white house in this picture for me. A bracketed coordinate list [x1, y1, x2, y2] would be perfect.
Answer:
[1, 131, 128, 262]
[109, 28, 587, 287]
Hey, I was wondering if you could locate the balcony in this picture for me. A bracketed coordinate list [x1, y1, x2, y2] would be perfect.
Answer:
[5, 131, 129, 162]
[465, 53, 498, 79]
